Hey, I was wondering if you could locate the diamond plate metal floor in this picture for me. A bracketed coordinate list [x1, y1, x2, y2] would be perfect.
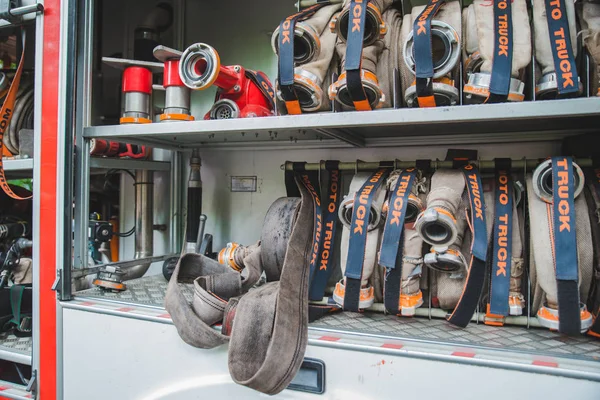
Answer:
[310, 311, 600, 361]
[75, 276, 600, 362]
[75, 275, 193, 309]
[0, 333, 32, 355]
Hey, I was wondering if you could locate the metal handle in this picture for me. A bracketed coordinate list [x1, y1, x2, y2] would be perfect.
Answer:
[10, 3, 44, 17]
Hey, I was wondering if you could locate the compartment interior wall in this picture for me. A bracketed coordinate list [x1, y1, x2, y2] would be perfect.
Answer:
[197, 141, 560, 249]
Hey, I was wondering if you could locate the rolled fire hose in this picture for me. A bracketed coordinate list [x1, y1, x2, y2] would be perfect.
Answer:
[462, 0, 531, 104]
[482, 177, 525, 319]
[330, 0, 392, 46]
[271, 3, 343, 65]
[3, 79, 34, 156]
[282, 10, 341, 112]
[400, 1, 462, 107]
[527, 160, 594, 333]
[532, 0, 581, 99]
[579, 1, 600, 96]
[333, 172, 386, 309]
[415, 169, 468, 310]
[372, 170, 427, 314]
[328, 4, 403, 110]
[166, 176, 313, 395]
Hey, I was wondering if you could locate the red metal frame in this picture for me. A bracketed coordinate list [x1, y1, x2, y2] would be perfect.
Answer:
[39, 0, 60, 398]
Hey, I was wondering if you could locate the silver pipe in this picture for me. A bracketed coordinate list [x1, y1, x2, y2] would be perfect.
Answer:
[282, 158, 594, 171]
[122, 170, 154, 281]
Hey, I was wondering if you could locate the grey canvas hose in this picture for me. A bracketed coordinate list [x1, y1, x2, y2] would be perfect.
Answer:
[400, 1, 462, 107]
[331, 0, 394, 46]
[335, 172, 386, 308]
[462, 0, 531, 103]
[292, 12, 341, 112]
[165, 179, 314, 395]
[579, 1, 600, 96]
[272, 4, 342, 66]
[532, 0, 579, 98]
[526, 173, 594, 331]
[483, 178, 525, 315]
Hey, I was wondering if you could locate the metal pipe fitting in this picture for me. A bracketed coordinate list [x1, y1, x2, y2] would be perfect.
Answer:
[532, 159, 585, 204]
[415, 169, 465, 248]
[209, 99, 241, 119]
[331, 1, 387, 46]
[328, 70, 385, 109]
[121, 170, 154, 281]
[179, 43, 237, 91]
[404, 78, 459, 107]
[403, 20, 460, 80]
[464, 73, 525, 104]
[272, 21, 321, 66]
[535, 72, 582, 100]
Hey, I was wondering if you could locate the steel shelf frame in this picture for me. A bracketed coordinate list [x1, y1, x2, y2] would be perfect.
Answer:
[82, 98, 600, 149]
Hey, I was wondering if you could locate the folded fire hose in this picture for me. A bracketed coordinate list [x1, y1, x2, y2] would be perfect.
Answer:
[371, 168, 427, 314]
[527, 158, 594, 334]
[401, 0, 462, 107]
[462, 0, 531, 103]
[482, 164, 526, 325]
[415, 165, 489, 327]
[584, 167, 600, 337]
[578, 1, 600, 96]
[328, 0, 398, 110]
[333, 170, 389, 309]
[166, 174, 315, 395]
[533, 0, 581, 99]
[275, 0, 403, 113]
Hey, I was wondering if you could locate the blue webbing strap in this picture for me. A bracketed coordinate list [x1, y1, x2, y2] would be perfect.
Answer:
[345, 0, 372, 111]
[551, 157, 581, 334]
[487, 0, 513, 103]
[447, 164, 489, 327]
[343, 168, 390, 311]
[379, 169, 417, 314]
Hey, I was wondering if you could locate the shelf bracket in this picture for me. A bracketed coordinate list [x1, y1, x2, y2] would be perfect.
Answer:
[25, 369, 36, 398]
[0, 1, 44, 24]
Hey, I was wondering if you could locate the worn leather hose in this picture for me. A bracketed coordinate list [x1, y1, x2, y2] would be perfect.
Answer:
[462, 0, 531, 103]
[579, 1, 600, 96]
[532, 0, 580, 99]
[527, 162, 594, 332]
[166, 182, 313, 395]
[400, 1, 462, 107]
[272, 4, 342, 66]
[329, 7, 402, 110]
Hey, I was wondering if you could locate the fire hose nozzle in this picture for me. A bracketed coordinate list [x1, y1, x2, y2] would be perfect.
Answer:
[331, 2, 387, 46]
[271, 22, 322, 65]
[532, 159, 585, 204]
[414, 207, 458, 248]
[179, 43, 238, 91]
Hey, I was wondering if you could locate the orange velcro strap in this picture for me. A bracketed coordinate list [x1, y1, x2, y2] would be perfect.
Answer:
[417, 95, 436, 108]
[0, 32, 31, 201]
[285, 100, 302, 115]
[353, 99, 372, 111]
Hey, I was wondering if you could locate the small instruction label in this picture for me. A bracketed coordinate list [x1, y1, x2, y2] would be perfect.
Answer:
[231, 176, 257, 192]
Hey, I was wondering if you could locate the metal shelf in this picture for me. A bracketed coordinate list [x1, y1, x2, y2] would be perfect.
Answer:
[0, 333, 32, 366]
[3, 158, 34, 179]
[67, 275, 600, 382]
[89, 157, 171, 172]
[82, 98, 600, 149]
